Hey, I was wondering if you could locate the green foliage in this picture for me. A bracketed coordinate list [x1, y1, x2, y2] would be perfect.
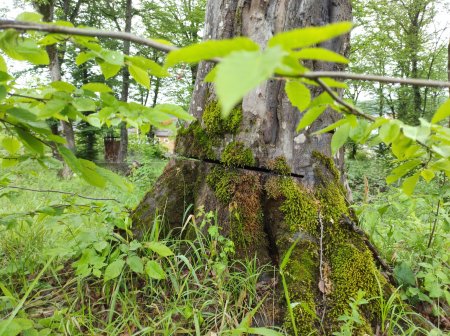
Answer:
[221, 141, 255, 167]
[202, 100, 242, 135]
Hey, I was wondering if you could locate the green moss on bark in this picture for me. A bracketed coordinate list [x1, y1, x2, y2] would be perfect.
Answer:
[221, 141, 255, 167]
[176, 121, 214, 159]
[202, 100, 242, 135]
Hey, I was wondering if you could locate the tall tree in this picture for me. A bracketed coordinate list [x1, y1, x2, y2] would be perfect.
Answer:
[33, 0, 77, 154]
[350, 0, 449, 125]
[117, 0, 133, 163]
[133, 0, 392, 333]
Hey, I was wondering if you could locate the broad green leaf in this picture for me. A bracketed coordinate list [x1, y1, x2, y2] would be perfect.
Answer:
[268, 22, 352, 50]
[386, 159, 422, 184]
[166, 37, 259, 67]
[297, 105, 327, 131]
[275, 55, 308, 76]
[421, 169, 435, 183]
[76, 52, 94, 65]
[402, 124, 430, 143]
[39, 99, 67, 118]
[313, 116, 355, 135]
[127, 256, 144, 274]
[145, 241, 174, 257]
[16, 12, 43, 22]
[145, 260, 166, 280]
[0, 317, 33, 336]
[127, 56, 169, 77]
[379, 121, 401, 144]
[104, 259, 125, 282]
[0, 85, 6, 100]
[154, 104, 195, 121]
[15, 128, 44, 155]
[7, 107, 37, 123]
[78, 159, 107, 188]
[0, 30, 49, 65]
[331, 123, 351, 154]
[215, 46, 286, 117]
[1, 137, 20, 154]
[129, 64, 150, 88]
[99, 50, 124, 65]
[0, 54, 7, 72]
[95, 164, 133, 192]
[402, 173, 420, 196]
[431, 99, 450, 123]
[320, 78, 348, 89]
[285, 80, 311, 111]
[432, 145, 450, 158]
[99, 60, 121, 79]
[51, 81, 76, 93]
[308, 91, 334, 108]
[394, 262, 416, 286]
[293, 47, 349, 63]
[72, 97, 96, 112]
[82, 82, 112, 93]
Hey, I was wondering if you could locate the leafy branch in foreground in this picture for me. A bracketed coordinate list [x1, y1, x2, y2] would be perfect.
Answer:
[1, 14, 450, 195]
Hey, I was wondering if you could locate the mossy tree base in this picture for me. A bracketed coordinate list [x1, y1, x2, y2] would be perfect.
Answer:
[132, 155, 391, 334]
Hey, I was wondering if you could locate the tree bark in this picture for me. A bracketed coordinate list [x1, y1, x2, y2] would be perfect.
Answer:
[117, 0, 133, 163]
[34, 0, 76, 178]
[133, 0, 391, 333]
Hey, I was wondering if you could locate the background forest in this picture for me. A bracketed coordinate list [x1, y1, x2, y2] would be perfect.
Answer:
[0, 0, 449, 335]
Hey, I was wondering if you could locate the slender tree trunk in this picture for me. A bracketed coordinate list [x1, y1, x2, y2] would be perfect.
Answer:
[133, 0, 391, 333]
[117, 0, 133, 163]
[34, 0, 76, 176]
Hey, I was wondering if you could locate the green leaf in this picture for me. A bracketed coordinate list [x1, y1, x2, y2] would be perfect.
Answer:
[386, 160, 422, 184]
[75, 52, 94, 65]
[0, 85, 6, 101]
[153, 104, 194, 121]
[129, 64, 150, 88]
[285, 80, 311, 111]
[50, 81, 76, 93]
[15, 128, 44, 155]
[0, 54, 7, 72]
[78, 159, 107, 188]
[394, 262, 416, 286]
[82, 82, 112, 93]
[268, 22, 353, 50]
[7, 107, 37, 123]
[431, 99, 450, 123]
[2, 137, 20, 155]
[215, 46, 286, 117]
[293, 47, 349, 63]
[0, 30, 49, 65]
[297, 105, 327, 131]
[402, 124, 430, 143]
[401, 173, 420, 196]
[0, 318, 34, 336]
[99, 50, 124, 66]
[39, 99, 67, 118]
[127, 255, 144, 274]
[145, 260, 166, 280]
[72, 97, 96, 112]
[95, 164, 133, 192]
[331, 123, 351, 154]
[99, 60, 121, 79]
[145, 241, 174, 257]
[126, 56, 169, 77]
[16, 12, 43, 22]
[379, 121, 401, 145]
[165, 37, 259, 67]
[421, 169, 435, 183]
[104, 259, 125, 282]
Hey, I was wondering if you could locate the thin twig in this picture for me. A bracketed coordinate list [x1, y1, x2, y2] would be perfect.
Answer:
[427, 200, 440, 249]
[8, 93, 47, 102]
[0, 19, 176, 53]
[314, 78, 376, 122]
[5, 185, 120, 202]
[1, 20, 450, 89]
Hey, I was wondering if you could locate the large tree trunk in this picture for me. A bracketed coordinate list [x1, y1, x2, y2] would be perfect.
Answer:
[133, 0, 391, 333]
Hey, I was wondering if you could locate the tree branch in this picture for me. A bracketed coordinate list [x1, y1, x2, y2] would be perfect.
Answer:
[2, 20, 450, 89]
[5, 185, 120, 203]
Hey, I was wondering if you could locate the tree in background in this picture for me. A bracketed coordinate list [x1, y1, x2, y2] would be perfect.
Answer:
[350, 0, 449, 125]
